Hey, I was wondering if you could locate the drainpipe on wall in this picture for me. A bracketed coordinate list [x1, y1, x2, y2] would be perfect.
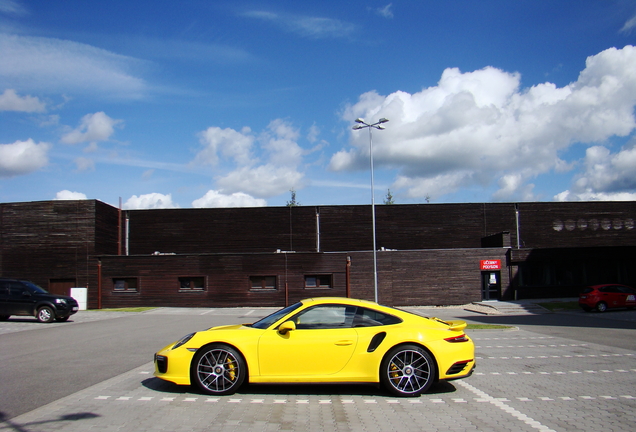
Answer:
[316, 207, 321, 252]
[346, 256, 351, 298]
[118, 197, 122, 256]
[514, 203, 521, 249]
[97, 259, 102, 310]
[125, 211, 130, 256]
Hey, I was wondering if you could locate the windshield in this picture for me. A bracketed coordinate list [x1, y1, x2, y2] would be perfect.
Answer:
[250, 302, 303, 329]
[24, 281, 48, 294]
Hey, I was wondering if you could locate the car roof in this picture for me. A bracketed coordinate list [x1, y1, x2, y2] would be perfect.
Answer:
[300, 297, 379, 307]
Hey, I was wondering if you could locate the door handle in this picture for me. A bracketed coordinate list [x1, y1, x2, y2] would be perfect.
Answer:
[335, 340, 353, 346]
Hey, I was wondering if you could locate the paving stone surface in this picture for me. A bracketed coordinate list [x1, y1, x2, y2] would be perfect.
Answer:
[3, 323, 635, 432]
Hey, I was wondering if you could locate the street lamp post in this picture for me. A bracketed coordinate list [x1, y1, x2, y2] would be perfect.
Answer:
[352, 117, 388, 303]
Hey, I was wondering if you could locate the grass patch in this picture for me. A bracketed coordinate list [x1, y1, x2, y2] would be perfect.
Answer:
[466, 324, 514, 330]
[95, 307, 157, 312]
[537, 301, 580, 311]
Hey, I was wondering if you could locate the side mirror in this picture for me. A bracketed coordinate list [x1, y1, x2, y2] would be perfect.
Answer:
[278, 321, 296, 335]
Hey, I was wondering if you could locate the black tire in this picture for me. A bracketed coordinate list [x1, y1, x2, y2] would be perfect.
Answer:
[55, 316, 70, 322]
[596, 302, 608, 313]
[191, 344, 246, 395]
[380, 344, 436, 397]
[37, 306, 55, 323]
[0, 315, 10, 321]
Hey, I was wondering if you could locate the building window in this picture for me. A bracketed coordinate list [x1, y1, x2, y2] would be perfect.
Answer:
[113, 278, 138, 292]
[179, 277, 205, 291]
[250, 276, 277, 291]
[304, 275, 332, 289]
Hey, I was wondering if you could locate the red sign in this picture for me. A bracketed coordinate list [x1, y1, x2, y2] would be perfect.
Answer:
[480, 259, 501, 270]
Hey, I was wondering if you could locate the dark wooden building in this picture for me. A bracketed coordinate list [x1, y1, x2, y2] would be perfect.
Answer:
[1, 200, 634, 309]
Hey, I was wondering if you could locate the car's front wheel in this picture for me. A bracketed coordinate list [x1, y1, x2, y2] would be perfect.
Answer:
[191, 344, 246, 395]
[380, 344, 436, 397]
[37, 306, 55, 323]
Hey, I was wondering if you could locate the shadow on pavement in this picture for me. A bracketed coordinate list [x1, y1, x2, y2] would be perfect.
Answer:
[0, 411, 99, 432]
[142, 377, 458, 398]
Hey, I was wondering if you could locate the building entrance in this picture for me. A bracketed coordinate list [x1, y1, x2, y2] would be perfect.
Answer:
[481, 271, 500, 300]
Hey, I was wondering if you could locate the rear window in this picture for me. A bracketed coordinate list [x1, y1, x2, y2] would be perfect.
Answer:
[581, 287, 594, 294]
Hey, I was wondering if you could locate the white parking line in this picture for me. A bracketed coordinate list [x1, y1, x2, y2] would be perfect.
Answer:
[457, 380, 557, 432]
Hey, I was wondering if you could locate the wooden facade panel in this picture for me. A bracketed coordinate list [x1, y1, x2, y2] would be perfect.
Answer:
[2, 199, 635, 308]
[126, 207, 317, 255]
[517, 202, 636, 248]
[0, 200, 109, 292]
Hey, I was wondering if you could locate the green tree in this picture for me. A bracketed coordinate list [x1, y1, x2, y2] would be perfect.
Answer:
[383, 189, 395, 205]
[286, 189, 301, 207]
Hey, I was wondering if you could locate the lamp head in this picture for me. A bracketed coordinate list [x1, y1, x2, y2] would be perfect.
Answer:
[355, 118, 365, 124]
[378, 118, 389, 123]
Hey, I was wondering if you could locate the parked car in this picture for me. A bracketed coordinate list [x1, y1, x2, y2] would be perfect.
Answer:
[0, 278, 79, 323]
[579, 284, 636, 312]
[154, 297, 475, 397]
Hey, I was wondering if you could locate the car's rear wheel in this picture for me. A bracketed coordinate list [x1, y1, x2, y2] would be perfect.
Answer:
[596, 302, 608, 313]
[37, 306, 55, 323]
[191, 344, 246, 395]
[381, 344, 436, 397]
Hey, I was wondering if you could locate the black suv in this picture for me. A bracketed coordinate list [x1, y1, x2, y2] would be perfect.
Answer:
[0, 278, 79, 323]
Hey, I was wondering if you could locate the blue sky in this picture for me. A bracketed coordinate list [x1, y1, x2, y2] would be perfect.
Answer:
[2, 0, 636, 209]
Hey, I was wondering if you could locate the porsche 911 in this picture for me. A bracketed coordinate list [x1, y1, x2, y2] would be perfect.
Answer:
[154, 297, 475, 397]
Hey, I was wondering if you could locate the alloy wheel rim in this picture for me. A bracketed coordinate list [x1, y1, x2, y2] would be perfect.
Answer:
[387, 349, 430, 393]
[197, 349, 240, 392]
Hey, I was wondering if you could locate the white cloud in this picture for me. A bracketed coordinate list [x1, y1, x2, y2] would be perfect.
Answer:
[555, 143, 636, 201]
[54, 190, 87, 200]
[0, 89, 45, 112]
[332, 45, 636, 201]
[195, 126, 254, 166]
[74, 157, 95, 171]
[0, 138, 50, 177]
[243, 10, 356, 39]
[217, 165, 304, 198]
[620, 14, 636, 34]
[376, 4, 394, 19]
[0, 34, 147, 98]
[192, 190, 266, 208]
[0, 0, 27, 16]
[123, 193, 179, 209]
[61, 112, 123, 144]
[193, 119, 306, 199]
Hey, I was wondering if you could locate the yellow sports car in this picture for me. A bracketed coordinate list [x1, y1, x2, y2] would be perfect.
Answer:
[154, 297, 475, 397]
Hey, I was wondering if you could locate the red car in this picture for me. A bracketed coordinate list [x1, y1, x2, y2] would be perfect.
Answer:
[579, 284, 636, 312]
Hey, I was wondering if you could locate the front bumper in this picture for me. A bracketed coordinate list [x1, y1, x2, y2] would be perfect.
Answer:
[153, 343, 196, 386]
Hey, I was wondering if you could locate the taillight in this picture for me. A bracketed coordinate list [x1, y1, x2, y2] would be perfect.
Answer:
[445, 334, 469, 343]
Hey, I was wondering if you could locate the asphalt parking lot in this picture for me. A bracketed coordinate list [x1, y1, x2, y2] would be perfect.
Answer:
[1, 304, 635, 432]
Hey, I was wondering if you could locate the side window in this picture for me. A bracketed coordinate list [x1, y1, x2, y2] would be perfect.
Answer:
[304, 275, 332, 289]
[9, 282, 27, 297]
[353, 307, 403, 327]
[179, 277, 205, 291]
[250, 276, 277, 291]
[291, 305, 356, 329]
[113, 278, 138, 292]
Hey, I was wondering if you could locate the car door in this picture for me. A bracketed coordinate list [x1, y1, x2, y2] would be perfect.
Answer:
[617, 285, 636, 308]
[257, 304, 358, 377]
[8, 282, 33, 315]
[0, 282, 9, 315]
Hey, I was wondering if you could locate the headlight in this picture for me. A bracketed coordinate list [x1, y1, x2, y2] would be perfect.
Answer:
[55, 298, 67, 304]
[172, 332, 196, 350]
